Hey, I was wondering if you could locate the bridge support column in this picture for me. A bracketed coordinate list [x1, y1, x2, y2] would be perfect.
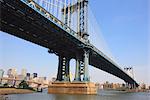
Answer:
[56, 56, 70, 81]
[65, 57, 70, 81]
[125, 82, 130, 89]
[83, 49, 90, 81]
[74, 59, 81, 81]
[56, 56, 63, 81]
[130, 83, 136, 89]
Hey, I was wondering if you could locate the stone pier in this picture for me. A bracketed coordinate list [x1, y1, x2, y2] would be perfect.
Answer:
[48, 82, 97, 94]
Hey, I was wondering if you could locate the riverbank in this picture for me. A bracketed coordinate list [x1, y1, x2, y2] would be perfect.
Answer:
[103, 88, 150, 93]
[0, 88, 35, 95]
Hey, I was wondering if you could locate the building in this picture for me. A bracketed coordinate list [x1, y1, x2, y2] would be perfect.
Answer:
[139, 83, 146, 90]
[21, 69, 27, 77]
[0, 69, 4, 78]
[1, 75, 8, 84]
[16, 75, 26, 86]
[26, 73, 30, 80]
[51, 77, 56, 82]
[0, 69, 4, 84]
[112, 83, 121, 89]
[7, 68, 17, 77]
[7, 68, 17, 86]
[33, 73, 37, 78]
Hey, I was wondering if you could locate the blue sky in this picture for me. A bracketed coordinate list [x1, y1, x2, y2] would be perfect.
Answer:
[0, 0, 149, 84]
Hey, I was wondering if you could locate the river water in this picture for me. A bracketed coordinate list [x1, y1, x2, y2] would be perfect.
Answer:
[1, 90, 150, 100]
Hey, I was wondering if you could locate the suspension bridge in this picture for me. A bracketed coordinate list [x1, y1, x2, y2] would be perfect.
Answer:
[0, 0, 138, 94]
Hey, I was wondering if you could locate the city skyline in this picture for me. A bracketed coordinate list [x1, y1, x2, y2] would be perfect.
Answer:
[0, 0, 149, 85]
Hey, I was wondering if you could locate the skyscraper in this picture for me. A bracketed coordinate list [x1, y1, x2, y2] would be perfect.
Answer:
[7, 68, 17, 77]
[0, 69, 4, 78]
[21, 68, 27, 77]
[0, 69, 4, 84]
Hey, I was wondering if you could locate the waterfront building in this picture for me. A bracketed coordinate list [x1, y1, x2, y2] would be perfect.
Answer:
[16, 75, 26, 86]
[21, 69, 27, 77]
[26, 73, 30, 80]
[43, 77, 46, 80]
[29, 77, 38, 88]
[139, 83, 146, 89]
[7, 74, 15, 86]
[103, 81, 114, 89]
[1, 75, 8, 84]
[112, 83, 121, 89]
[33, 73, 37, 78]
[0, 69, 4, 84]
[7, 68, 17, 77]
[51, 77, 56, 82]
[38, 77, 45, 83]
[0, 69, 4, 78]
[99, 84, 104, 89]
[38, 77, 49, 85]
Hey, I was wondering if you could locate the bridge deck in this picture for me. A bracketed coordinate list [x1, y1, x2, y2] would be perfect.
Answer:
[0, 0, 138, 87]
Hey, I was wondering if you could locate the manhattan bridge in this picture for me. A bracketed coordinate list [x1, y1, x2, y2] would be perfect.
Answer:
[0, 0, 139, 92]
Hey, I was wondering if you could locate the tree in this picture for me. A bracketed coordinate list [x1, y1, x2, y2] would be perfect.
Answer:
[18, 80, 29, 89]
[3, 83, 8, 87]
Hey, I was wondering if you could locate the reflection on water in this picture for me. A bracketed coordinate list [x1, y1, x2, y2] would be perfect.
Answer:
[1, 90, 150, 100]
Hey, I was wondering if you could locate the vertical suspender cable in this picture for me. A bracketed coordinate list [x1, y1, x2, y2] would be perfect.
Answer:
[53, 0, 55, 17]
[56, 0, 59, 18]
[49, 0, 51, 13]
[46, 0, 49, 11]
[77, 0, 80, 35]
[68, 0, 70, 27]
[51, 0, 53, 15]
[61, 0, 64, 23]
[85, 0, 88, 34]
[71, 0, 75, 31]
[64, 0, 67, 25]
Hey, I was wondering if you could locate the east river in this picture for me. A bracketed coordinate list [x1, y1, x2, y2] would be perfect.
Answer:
[1, 89, 150, 100]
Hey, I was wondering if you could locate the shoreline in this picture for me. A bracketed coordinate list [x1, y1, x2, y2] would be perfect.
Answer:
[0, 88, 35, 95]
[100, 88, 150, 93]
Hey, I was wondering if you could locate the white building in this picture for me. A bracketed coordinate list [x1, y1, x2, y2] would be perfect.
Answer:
[21, 69, 27, 77]
[1, 75, 8, 84]
[7, 68, 17, 77]
[0, 69, 4, 78]
[0, 69, 4, 84]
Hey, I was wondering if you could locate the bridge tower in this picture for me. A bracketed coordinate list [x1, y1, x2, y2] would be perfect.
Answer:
[48, 0, 97, 94]
[78, 0, 90, 82]
[54, 0, 90, 82]
[124, 67, 136, 89]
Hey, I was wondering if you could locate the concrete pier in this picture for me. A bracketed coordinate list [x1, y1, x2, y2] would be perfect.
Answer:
[48, 82, 97, 94]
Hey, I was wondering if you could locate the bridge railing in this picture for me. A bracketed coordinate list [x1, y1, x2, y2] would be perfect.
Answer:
[20, 0, 85, 42]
